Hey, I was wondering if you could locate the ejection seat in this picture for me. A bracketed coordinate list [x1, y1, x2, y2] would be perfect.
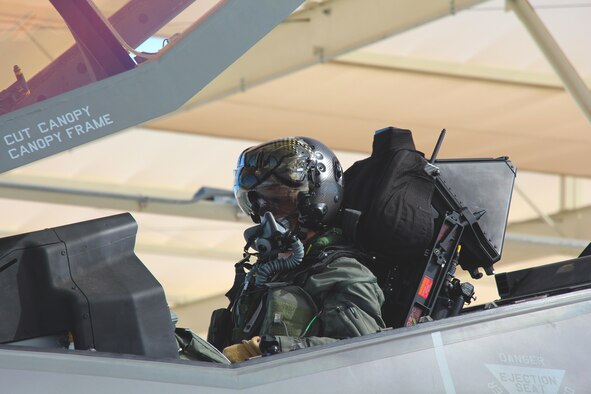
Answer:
[345, 155, 516, 329]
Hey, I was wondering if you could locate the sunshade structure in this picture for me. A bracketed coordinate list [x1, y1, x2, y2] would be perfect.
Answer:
[0, 0, 590, 332]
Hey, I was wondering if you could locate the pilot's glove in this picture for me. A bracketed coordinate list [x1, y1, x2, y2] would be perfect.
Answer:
[223, 336, 262, 363]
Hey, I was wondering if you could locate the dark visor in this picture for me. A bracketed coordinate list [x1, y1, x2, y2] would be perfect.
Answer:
[235, 139, 312, 190]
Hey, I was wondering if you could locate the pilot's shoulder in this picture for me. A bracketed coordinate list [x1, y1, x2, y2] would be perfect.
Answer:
[310, 254, 375, 282]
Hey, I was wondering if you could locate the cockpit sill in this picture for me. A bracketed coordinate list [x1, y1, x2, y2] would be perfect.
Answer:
[2, 286, 590, 375]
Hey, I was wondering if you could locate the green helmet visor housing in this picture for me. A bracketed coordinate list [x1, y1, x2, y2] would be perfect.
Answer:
[234, 137, 344, 229]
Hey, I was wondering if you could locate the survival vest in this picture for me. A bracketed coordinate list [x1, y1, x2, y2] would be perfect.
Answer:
[207, 244, 373, 351]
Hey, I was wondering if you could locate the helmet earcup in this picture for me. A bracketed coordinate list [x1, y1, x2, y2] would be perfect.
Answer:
[296, 137, 344, 229]
[297, 191, 329, 228]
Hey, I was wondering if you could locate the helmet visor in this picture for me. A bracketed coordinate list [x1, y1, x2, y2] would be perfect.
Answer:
[234, 139, 313, 219]
[235, 139, 312, 190]
[235, 181, 306, 221]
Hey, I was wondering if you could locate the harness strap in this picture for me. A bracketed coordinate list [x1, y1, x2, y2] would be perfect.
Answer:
[243, 298, 265, 335]
[225, 256, 253, 307]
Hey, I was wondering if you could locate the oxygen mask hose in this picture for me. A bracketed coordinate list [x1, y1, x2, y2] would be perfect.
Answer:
[242, 211, 305, 287]
[253, 234, 304, 286]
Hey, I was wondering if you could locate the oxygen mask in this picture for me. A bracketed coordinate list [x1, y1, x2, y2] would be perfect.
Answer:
[243, 211, 291, 255]
[242, 211, 305, 287]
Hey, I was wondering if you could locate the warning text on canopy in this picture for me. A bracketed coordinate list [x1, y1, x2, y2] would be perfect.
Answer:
[2, 105, 113, 160]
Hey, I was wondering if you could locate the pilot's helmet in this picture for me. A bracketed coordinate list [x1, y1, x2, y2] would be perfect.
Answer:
[234, 136, 344, 231]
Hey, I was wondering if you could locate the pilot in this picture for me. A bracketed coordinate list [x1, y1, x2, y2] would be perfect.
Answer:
[208, 137, 385, 363]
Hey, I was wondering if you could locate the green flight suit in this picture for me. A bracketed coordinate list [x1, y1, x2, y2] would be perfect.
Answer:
[230, 230, 386, 353]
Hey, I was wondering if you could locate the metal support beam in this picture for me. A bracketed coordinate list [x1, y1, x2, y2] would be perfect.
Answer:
[507, 0, 591, 123]
[514, 184, 564, 237]
[173, 0, 489, 112]
[0, 180, 249, 223]
[505, 232, 588, 250]
[0, 227, 240, 262]
[335, 50, 591, 89]
[558, 176, 585, 212]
